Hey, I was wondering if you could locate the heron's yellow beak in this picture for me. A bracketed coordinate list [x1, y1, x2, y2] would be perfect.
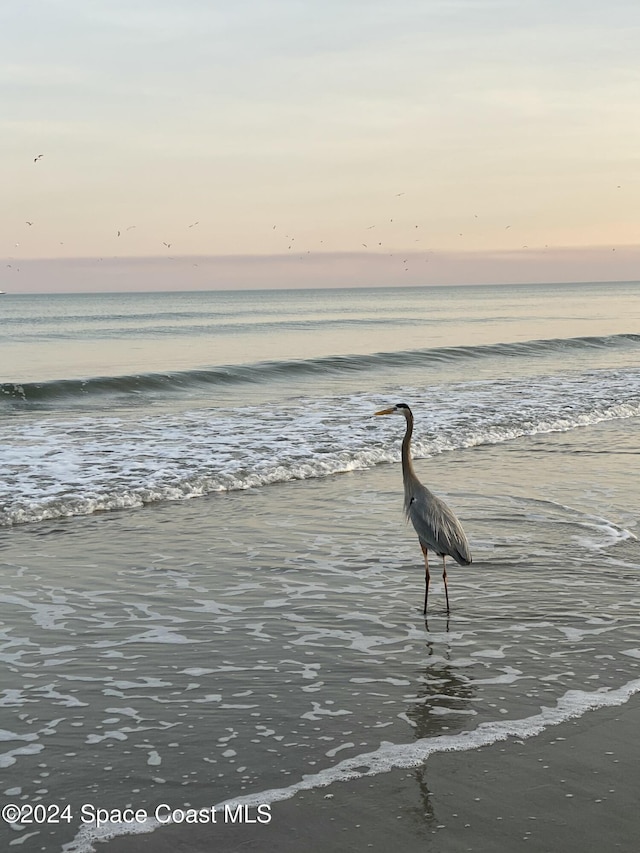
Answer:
[374, 407, 395, 416]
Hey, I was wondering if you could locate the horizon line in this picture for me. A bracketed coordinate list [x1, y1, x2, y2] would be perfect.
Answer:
[3, 243, 640, 265]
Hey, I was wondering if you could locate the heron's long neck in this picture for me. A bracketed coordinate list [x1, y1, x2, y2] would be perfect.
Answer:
[401, 411, 417, 481]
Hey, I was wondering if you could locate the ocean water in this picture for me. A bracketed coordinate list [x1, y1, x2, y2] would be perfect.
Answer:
[1, 282, 640, 851]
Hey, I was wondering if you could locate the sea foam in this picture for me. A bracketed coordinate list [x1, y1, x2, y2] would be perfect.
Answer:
[64, 677, 640, 853]
[3, 365, 640, 526]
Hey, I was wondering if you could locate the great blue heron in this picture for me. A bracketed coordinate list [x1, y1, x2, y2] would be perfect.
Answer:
[375, 403, 472, 614]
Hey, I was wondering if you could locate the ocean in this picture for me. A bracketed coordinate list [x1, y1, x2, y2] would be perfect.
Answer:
[1, 282, 640, 852]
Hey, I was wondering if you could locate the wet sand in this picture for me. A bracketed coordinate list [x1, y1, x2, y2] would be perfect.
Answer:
[3, 419, 639, 853]
[100, 694, 640, 853]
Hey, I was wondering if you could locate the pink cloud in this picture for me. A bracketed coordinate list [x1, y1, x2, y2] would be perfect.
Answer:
[2, 246, 639, 293]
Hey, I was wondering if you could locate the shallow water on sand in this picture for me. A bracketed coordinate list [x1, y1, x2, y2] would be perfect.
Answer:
[1, 416, 639, 851]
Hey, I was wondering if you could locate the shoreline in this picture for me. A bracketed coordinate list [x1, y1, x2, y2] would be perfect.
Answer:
[2, 416, 639, 853]
[94, 693, 640, 853]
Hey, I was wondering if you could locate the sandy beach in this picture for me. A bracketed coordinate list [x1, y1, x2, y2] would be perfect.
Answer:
[3, 419, 639, 852]
[97, 694, 640, 853]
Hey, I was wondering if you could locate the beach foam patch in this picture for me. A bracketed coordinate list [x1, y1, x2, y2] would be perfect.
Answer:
[4, 365, 640, 527]
[64, 676, 640, 853]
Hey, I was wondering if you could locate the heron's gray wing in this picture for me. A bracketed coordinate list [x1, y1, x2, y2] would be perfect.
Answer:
[407, 488, 472, 565]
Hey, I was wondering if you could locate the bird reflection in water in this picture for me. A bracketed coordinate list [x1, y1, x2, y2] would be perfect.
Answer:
[403, 647, 476, 830]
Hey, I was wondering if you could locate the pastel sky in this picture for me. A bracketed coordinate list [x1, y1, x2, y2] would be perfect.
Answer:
[1, 0, 639, 291]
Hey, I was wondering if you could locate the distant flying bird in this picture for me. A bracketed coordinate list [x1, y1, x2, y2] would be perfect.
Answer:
[188, 221, 199, 228]
[25, 221, 33, 226]
[117, 230, 121, 237]
[163, 242, 171, 248]
[396, 192, 405, 196]
[34, 154, 43, 162]
[126, 225, 136, 231]
[375, 403, 472, 614]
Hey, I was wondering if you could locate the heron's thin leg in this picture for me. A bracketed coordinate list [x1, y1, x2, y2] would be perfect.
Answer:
[421, 545, 430, 616]
[442, 556, 450, 614]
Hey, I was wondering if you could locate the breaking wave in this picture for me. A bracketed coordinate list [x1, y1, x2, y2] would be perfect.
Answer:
[3, 333, 640, 405]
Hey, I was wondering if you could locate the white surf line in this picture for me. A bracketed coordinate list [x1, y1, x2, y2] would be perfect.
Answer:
[64, 677, 640, 853]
